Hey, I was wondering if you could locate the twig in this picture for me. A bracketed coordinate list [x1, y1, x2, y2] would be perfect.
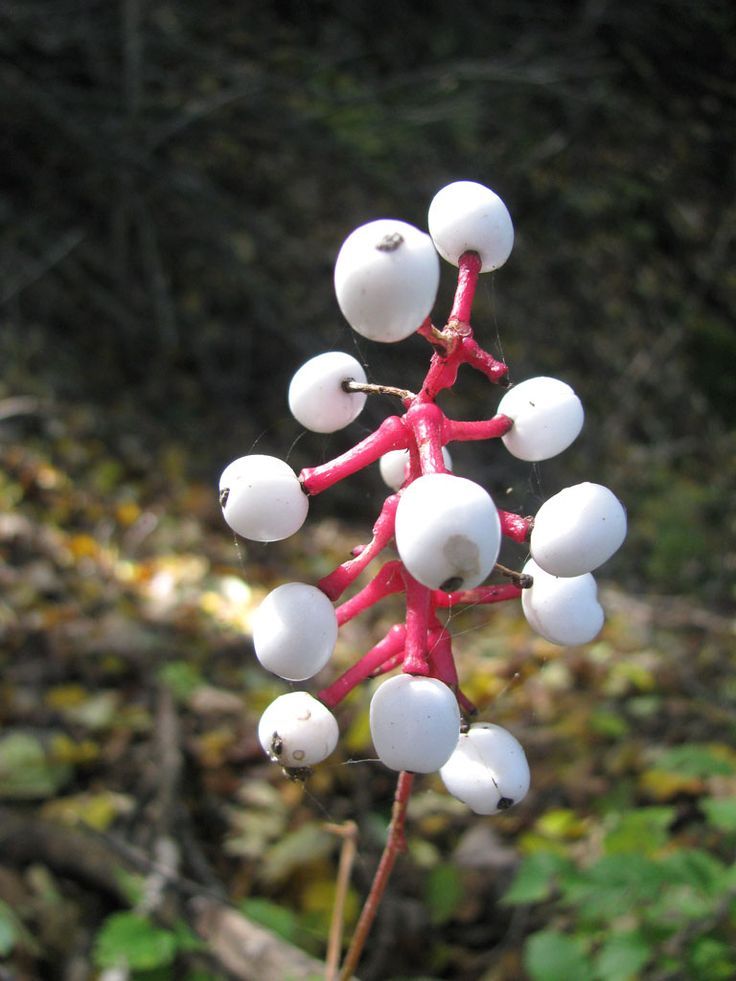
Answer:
[191, 897, 327, 981]
[324, 821, 359, 981]
[138, 685, 183, 916]
[0, 397, 51, 422]
[339, 772, 414, 980]
[148, 684, 183, 837]
[342, 380, 415, 402]
[495, 563, 534, 588]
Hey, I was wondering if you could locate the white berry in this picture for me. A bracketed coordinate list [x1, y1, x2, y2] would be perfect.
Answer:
[531, 482, 627, 577]
[334, 219, 440, 342]
[497, 377, 584, 461]
[370, 674, 461, 773]
[252, 582, 338, 681]
[379, 446, 453, 491]
[521, 559, 604, 645]
[428, 180, 514, 272]
[440, 723, 530, 814]
[395, 473, 500, 590]
[219, 455, 308, 542]
[288, 351, 367, 433]
[258, 691, 339, 767]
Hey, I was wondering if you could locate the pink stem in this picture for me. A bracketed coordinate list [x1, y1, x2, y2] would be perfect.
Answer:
[369, 651, 405, 678]
[335, 561, 404, 626]
[338, 772, 414, 980]
[415, 317, 436, 343]
[405, 402, 447, 474]
[461, 335, 509, 385]
[318, 495, 400, 600]
[300, 415, 409, 496]
[418, 348, 462, 403]
[318, 624, 406, 708]
[416, 331, 507, 404]
[431, 583, 524, 607]
[405, 438, 422, 485]
[427, 627, 458, 689]
[449, 251, 482, 324]
[443, 413, 513, 442]
[401, 572, 431, 676]
[499, 510, 532, 543]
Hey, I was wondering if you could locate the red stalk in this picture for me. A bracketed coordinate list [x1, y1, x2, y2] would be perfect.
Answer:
[443, 412, 513, 442]
[318, 624, 406, 708]
[334, 560, 405, 626]
[449, 251, 482, 324]
[499, 509, 533, 543]
[339, 771, 414, 980]
[300, 415, 408, 496]
[401, 572, 432, 676]
[318, 495, 400, 600]
[432, 582, 524, 607]
[405, 402, 448, 474]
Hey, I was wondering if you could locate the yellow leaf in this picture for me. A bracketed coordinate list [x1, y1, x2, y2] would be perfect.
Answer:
[518, 831, 570, 856]
[42, 791, 134, 830]
[49, 733, 100, 765]
[342, 707, 371, 753]
[639, 769, 705, 801]
[115, 501, 141, 526]
[300, 877, 359, 931]
[68, 534, 99, 559]
[45, 684, 88, 710]
[194, 727, 237, 767]
[535, 808, 589, 840]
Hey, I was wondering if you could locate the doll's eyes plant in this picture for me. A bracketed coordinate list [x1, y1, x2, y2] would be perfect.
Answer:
[219, 178, 626, 975]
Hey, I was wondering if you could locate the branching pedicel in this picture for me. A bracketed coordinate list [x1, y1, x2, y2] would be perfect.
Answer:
[219, 180, 627, 971]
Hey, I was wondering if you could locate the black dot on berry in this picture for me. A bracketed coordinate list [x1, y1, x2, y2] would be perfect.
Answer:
[497, 797, 514, 810]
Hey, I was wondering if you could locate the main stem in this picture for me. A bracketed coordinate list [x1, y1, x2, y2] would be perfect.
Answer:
[322, 249, 518, 977]
[338, 771, 415, 980]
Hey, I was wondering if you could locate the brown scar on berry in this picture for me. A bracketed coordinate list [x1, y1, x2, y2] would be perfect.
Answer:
[376, 232, 404, 252]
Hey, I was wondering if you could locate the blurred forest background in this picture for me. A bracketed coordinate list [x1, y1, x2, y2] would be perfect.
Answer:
[0, 2, 735, 979]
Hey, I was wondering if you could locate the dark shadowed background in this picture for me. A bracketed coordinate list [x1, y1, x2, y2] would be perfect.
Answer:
[2, 0, 734, 601]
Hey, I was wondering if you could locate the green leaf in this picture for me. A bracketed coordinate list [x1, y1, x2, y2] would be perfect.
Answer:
[0, 900, 18, 956]
[113, 867, 147, 907]
[425, 863, 464, 924]
[702, 796, 736, 832]
[502, 852, 575, 905]
[524, 930, 592, 981]
[595, 930, 651, 981]
[239, 897, 301, 944]
[93, 912, 177, 970]
[172, 919, 205, 954]
[158, 661, 204, 702]
[655, 744, 736, 778]
[603, 807, 674, 856]
[659, 848, 728, 896]
[589, 710, 630, 739]
[0, 731, 72, 799]
[559, 856, 665, 925]
[689, 937, 736, 980]
[260, 823, 334, 884]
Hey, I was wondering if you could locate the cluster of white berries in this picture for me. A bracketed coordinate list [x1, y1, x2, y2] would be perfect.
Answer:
[219, 181, 626, 815]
